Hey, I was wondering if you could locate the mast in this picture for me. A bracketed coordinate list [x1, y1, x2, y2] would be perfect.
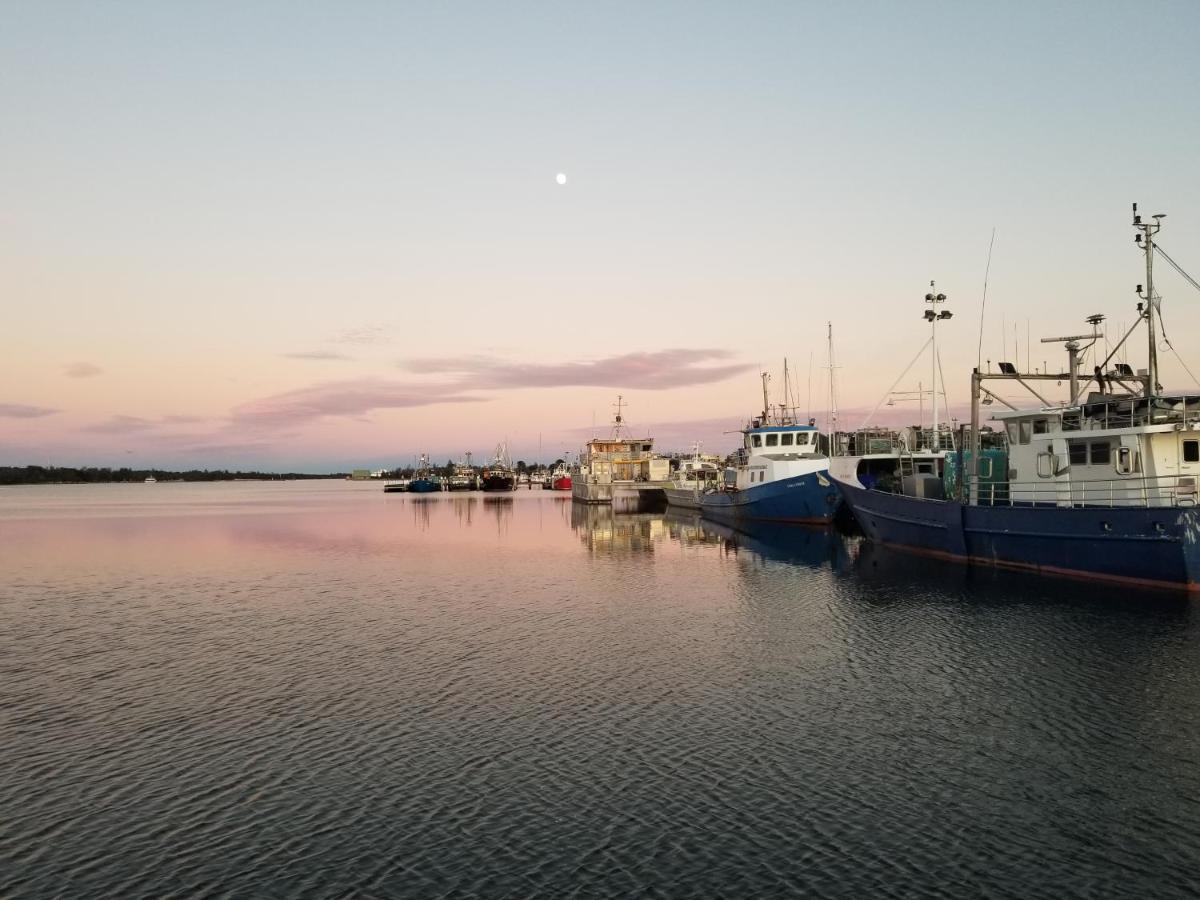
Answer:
[783, 358, 791, 423]
[826, 322, 839, 435]
[760, 372, 770, 424]
[612, 395, 625, 439]
[1133, 203, 1163, 396]
[924, 283, 951, 449]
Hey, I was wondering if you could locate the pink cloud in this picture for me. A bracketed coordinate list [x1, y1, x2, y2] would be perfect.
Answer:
[282, 350, 354, 361]
[404, 348, 752, 390]
[231, 378, 483, 427]
[0, 403, 58, 418]
[64, 362, 104, 378]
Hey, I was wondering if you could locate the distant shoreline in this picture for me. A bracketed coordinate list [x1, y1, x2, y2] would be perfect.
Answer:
[0, 466, 344, 486]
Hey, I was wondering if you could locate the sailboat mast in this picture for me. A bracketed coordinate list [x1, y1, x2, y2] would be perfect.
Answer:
[760, 372, 770, 423]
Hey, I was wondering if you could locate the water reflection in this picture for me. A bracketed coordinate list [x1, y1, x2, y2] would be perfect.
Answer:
[570, 503, 666, 555]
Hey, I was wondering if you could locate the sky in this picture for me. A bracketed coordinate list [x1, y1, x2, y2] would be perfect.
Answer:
[3, 0, 1200, 471]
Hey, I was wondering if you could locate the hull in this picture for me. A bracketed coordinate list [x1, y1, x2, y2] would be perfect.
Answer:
[700, 472, 839, 524]
[664, 486, 705, 510]
[446, 480, 474, 491]
[383, 483, 408, 493]
[481, 474, 517, 492]
[552, 476, 572, 491]
[408, 479, 441, 493]
[836, 481, 1200, 591]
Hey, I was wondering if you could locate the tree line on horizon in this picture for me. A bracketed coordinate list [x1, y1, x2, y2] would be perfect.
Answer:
[0, 466, 339, 485]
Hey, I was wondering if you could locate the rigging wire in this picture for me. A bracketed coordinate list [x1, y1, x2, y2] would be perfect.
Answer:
[858, 336, 933, 430]
[1156, 244, 1200, 294]
[976, 229, 996, 374]
[1152, 244, 1200, 389]
[935, 347, 958, 450]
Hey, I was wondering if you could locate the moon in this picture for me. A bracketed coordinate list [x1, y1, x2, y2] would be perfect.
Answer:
[556, 173, 567, 185]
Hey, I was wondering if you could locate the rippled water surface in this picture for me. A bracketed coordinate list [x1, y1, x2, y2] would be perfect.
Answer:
[3, 481, 1200, 898]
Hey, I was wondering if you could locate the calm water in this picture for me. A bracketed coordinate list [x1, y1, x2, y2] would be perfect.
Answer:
[3, 481, 1199, 898]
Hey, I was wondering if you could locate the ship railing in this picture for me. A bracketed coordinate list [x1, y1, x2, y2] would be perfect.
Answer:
[1060, 396, 1200, 432]
[966, 474, 1197, 509]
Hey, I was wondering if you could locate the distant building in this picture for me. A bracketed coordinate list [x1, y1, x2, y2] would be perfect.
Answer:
[350, 469, 372, 480]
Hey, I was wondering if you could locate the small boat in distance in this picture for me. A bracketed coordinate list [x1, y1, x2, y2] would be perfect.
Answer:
[481, 443, 518, 492]
[383, 479, 409, 493]
[550, 463, 572, 491]
[408, 454, 442, 493]
[144, 475, 157, 484]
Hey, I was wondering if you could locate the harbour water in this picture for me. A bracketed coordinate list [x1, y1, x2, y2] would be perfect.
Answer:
[3, 482, 1199, 897]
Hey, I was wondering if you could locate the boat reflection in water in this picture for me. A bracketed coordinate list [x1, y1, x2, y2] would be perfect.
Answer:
[570, 503, 668, 555]
[694, 516, 849, 571]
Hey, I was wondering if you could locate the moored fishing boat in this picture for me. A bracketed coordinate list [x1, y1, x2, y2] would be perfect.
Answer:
[663, 444, 721, 510]
[408, 454, 441, 493]
[446, 461, 477, 491]
[481, 443, 518, 492]
[550, 463, 572, 491]
[699, 373, 839, 524]
[836, 206, 1200, 590]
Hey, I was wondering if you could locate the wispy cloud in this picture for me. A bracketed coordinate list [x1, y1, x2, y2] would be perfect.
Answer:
[404, 349, 753, 390]
[0, 403, 58, 419]
[231, 378, 483, 427]
[83, 414, 211, 434]
[283, 350, 354, 361]
[64, 362, 104, 378]
[332, 325, 390, 346]
[84, 415, 156, 434]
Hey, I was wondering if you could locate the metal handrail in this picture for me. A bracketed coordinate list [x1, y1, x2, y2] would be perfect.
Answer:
[964, 473, 1196, 509]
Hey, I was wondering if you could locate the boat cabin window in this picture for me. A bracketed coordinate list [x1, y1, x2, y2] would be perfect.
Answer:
[751, 434, 762, 448]
[780, 433, 793, 446]
[1019, 421, 1032, 444]
[766, 434, 778, 447]
[977, 458, 993, 478]
[1069, 441, 1087, 465]
[1090, 442, 1111, 465]
[798, 433, 810, 445]
[1033, 419, 1049, 435]
[1116, 447, 1135, 475]
[917, 462, 934, 474]
[1185, 440, 1200, 463]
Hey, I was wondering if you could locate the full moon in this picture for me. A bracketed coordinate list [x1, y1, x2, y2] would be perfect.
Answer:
[556, 172, 567, 185]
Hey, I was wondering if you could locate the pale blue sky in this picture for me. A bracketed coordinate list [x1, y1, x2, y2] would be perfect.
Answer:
[3, 1, 1199, 469]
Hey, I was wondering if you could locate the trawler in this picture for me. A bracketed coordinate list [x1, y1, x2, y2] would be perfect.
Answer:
[446, 457, 478, 491]
[481, 443, 518, 492]
[699, 372, 839, 524]
[408, 454, 441, 493]
[836, 206, 1200, 590]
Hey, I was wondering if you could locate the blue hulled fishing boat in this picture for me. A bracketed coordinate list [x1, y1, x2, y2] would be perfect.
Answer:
[408, 454, 442, 493]
[700, 371, 840, 525]
[836, 206, 1200, 591]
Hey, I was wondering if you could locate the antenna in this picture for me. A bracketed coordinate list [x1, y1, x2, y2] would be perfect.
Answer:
[611, 395, 625, 439]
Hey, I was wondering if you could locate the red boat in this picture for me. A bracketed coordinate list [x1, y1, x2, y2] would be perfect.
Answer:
[550, 465, 572, 491]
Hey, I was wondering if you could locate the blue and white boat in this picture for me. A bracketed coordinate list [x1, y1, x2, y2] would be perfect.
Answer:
[700, 373, 840, 525]
[836, 206, 1200, 591]
[408, 454, 442, 493]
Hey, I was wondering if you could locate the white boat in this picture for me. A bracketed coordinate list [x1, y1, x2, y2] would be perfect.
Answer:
[144, 475, 157, 483]
[664, 444, 721, 510]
